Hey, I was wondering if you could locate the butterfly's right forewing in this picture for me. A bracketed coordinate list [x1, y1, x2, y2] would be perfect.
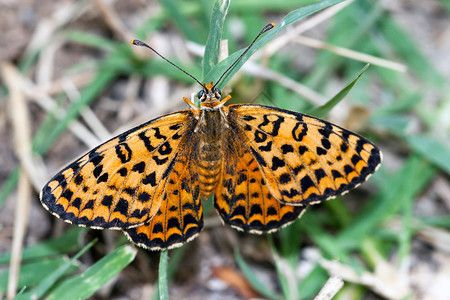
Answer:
[227, 104, 381, 206]
[40, 110, 198, 229]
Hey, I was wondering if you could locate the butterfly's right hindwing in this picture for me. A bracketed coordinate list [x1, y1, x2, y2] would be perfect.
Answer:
[40, 110, 198, 229]
[214, 126, 306, 233]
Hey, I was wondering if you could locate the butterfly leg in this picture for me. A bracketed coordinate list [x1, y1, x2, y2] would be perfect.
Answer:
[183, 97, 199, 111]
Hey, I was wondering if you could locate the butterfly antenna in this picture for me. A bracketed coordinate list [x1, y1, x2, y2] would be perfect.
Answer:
[130, 39, 205, 88]
[212, 23, 275, 90]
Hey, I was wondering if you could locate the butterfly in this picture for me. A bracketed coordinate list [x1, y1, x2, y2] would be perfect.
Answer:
[40, 24, 381, 250]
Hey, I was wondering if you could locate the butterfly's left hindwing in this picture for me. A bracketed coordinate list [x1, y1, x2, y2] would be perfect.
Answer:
[124, 143, 204, 250]
[40, 110, 198, 229]
[227, 104, 381, 206]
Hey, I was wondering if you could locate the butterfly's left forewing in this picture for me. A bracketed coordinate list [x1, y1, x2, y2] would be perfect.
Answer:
[40, 110, 198, 229]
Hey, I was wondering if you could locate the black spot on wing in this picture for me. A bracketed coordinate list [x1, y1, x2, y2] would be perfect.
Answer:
[271, 157, 285, 171]
[314, 169, 327, 181]
[158, 141, 172, 155]
[138, 192, 151, 203]
[281, 144, 294, 154]
[139, 132, 157, 152]
[90, 153, 103, 167]
[118, 167, 128, 177]
[116, 143, 132, 163]
[153, 127, 166, 140]
[254, 131, 267, 143]
[132, 161, 146, 173]
[292, 122, 308, 142]
[153, 156, 169, 165]
[93, 165, 103, 178]
[300, 175, 315, 193]
[249, 146, 267, 167]
[316, 147, 327, 156]
[102, 195, 113, 207]
[258, 141, 272, 152]
[96, 173, 109, 183]
[143, 172, 157, 186]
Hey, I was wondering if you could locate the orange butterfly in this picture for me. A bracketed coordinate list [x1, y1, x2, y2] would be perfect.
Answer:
[40, 24, 381, 250]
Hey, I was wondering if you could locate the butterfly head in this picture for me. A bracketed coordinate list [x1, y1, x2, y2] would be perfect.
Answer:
[198, 81, 223, 109]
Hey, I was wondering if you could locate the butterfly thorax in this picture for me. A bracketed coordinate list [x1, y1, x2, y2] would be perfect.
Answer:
[193, 82, 232, 197]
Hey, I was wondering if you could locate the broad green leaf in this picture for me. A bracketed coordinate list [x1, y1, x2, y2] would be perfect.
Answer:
[0, 257, 79, 294]
[203, 0, 345, 88]
[44, 245, 136, 300]
[19, 240, 96, 300]
[203, 0, 231, 77]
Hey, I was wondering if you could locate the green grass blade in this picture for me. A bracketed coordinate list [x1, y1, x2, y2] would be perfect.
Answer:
[406, 134, 450, 174]
[278, 222, 302, 266]
[337, 156, 436, 247]
[0, 168, 19, 209]
[21, 240, 96, 300]
[309, 64, 370, 118]
[203, 0, 345, 87]
[203, 0, 231, 77]
[297, 264, 329, 299]
[268, 236, 297, 300]
[15, 286, 27, 298]
[65, 30, 118, 52]
[230, 0, 327, 12]
[301, 213, 351, 261]
[167, 247, 186, 280]
[420, 216, 450, 228]
[0, 257, 79, 294]
[398, 183, 414, 262]
[0, 228, 84, 264]
[234, 250, 279, 300]
[158, 250, 169, 300]
[159, 0, 204, 43]
[378, 15, 446, 88]
[43, 245, 136, 300]
[442, 0, 450, 13]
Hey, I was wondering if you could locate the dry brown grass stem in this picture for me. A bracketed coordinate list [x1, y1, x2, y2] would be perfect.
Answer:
[93, 0, 132, 41]
[1, 62, 33, 300]
[314, 276, 344, 300]
[19, 75, 102, 149]
[294, 35, 407, 72]
[263, 0, 354, 57]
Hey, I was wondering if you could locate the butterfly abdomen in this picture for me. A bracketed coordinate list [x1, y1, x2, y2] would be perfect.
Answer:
[198, 161, 221, 196]
[196, 140, 222, 197]
[195, 110, 225, 197]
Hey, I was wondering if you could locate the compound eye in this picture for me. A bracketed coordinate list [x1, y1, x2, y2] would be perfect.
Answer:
[213, 88, 221, 94]
[197, 90, 205, 99]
